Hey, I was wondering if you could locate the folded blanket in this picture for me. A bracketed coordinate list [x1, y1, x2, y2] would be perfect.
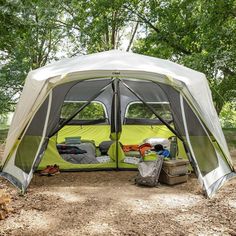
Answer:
[61, 153, 99, 164]
[57, 144, 87, 154]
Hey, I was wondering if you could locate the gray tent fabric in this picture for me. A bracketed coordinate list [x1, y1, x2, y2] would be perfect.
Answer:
[0, 50, 235, 197]
[14, 97, 49, 174]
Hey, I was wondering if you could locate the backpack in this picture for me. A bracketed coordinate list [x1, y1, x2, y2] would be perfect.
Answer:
[135, 156, 163, 187]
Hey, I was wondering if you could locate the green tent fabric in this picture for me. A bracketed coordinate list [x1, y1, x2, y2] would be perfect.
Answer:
[108, 142, 125, 162]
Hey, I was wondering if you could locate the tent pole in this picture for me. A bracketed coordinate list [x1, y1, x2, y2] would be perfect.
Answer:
[111, 79, 121, 169]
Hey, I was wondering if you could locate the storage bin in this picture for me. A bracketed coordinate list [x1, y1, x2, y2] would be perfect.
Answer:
[159, 159, 189, 185]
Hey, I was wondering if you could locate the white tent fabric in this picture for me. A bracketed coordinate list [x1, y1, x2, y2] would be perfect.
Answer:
[1, 50, 234, 197]
[2, 50, 231, 166]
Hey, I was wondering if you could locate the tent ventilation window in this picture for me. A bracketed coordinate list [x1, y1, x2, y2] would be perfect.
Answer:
[60, 101, 108, 125]
[124, 102, 173, 125]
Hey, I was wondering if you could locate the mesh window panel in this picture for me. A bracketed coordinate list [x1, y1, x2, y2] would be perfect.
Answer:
[14, 97, 49, 173]
[121, 79, 171, 125]
[63, 79, 113, 123]
[183, 99, 219, 176]
[47, 78, 113, 136]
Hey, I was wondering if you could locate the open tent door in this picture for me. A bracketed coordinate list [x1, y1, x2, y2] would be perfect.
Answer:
[39, 78, 119, 170]
[179, 95, 235, 197]
[1, 78, 118, 191]
[117, 79, 235, 197]
[117, 79, 188, 169]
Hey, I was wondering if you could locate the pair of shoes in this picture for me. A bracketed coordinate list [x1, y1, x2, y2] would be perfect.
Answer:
[40, 165, 60, 176]
[40, 165, 51, 176]
[48, 164, 60, 176]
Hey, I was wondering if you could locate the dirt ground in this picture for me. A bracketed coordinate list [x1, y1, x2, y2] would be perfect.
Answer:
[0, 147, 236, 236]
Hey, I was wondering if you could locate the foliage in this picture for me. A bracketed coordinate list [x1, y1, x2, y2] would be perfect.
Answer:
[126, 103, 172, 121]
[132, 0, 236, 114]
[223, 128, 236, 150]
[0, 129, 8, 144]
[57, 0, 136, 54]
[61, 102, 105, 120]
[220, 102, 236, 128]
[0, 0, 138, 115]
[0, 0, 235, 120]
[0, 0, 67, 114]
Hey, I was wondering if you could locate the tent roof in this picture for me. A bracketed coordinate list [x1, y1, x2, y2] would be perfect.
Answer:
[29, 50, 205, 85]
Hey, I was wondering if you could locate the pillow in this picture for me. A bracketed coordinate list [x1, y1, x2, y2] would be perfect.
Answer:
[99, 141, 114, 155]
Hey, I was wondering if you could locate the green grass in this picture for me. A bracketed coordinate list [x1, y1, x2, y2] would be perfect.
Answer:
[0, 129, 8, 143]
[223, 128, 236, 150]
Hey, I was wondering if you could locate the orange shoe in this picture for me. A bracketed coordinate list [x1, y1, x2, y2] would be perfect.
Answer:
[40, 165, 53, 176]
[48, 165, 60, 176]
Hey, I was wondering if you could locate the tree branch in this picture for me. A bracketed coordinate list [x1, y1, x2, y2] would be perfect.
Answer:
[124, 5, 192, 55]
[126, 21, 139, 52]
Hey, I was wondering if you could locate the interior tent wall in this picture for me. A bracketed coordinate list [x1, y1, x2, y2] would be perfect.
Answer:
[118, 79, 178, 168]
[38, 78, 183, 170]
[38, 78, 117, 170]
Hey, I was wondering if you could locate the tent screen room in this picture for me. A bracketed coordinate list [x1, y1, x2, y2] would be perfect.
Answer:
[1, 50, 234, 197]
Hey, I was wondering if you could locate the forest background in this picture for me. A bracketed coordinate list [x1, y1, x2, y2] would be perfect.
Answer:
[0, 0, 235, 145]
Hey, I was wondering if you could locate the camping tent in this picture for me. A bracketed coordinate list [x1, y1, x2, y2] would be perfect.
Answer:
[0, 50, 235, 197]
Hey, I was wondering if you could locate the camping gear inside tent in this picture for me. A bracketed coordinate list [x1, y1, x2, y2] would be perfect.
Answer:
[0, 50, 235, 197]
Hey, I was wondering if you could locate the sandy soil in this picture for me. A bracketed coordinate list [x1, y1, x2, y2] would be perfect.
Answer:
[0, 146, 236, 236]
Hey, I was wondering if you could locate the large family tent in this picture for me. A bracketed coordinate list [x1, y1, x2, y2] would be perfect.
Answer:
[0, 50, 235, 197]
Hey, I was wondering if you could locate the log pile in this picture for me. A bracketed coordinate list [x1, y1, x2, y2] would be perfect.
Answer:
[0, 190, 11, 220]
